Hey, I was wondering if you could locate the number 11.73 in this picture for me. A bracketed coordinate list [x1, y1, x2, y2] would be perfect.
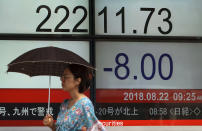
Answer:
[98, 7, 172, 34]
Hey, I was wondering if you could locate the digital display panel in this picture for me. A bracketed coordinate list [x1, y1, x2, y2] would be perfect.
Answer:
[1, 0, 202, 129]
[95, 42, 202, 125]
[0, 40, 90, 126]
[0, 0, 89, 34]
[95, 0, 202, 36]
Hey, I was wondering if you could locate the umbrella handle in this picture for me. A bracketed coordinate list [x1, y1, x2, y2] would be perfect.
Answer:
[47, 76, 51, 114]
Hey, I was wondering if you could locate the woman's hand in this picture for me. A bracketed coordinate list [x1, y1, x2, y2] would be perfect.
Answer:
[81, 126, 87, 131]
[43, 114, 55, 130]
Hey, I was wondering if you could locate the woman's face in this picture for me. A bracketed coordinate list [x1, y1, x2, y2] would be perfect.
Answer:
[60, 68, 80, 92]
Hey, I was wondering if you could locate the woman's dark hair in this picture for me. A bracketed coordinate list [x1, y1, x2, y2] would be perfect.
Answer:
[66, 64, 93, 93]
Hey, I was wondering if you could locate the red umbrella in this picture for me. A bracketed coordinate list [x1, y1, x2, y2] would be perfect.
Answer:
[7, 46, 94, 114]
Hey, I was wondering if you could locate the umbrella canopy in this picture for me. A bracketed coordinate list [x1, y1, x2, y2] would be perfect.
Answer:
[7, 46, 94, 76]
[7, 46, 94, 114]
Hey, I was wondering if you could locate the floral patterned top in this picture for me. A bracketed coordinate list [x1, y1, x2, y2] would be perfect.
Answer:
[56, 97, 106, 131]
